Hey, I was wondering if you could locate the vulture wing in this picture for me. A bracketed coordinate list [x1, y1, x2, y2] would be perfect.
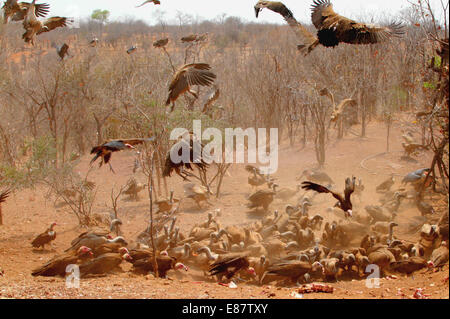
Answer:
[11, 2, 50, 21]
[37, 16, 72, 35]
[301, 181, 344, 203]
[344, 177, 355, 202]
[311, 0, 404, 46]
[0, 189, 11, 203]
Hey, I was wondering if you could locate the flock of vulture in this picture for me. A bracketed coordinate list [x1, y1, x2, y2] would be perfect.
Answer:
[0, 0, 448, 291]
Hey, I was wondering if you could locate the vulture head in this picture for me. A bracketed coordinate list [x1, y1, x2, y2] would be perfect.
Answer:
[77, 246, 93, 257]
[311, 261, 324, 272]
[118, 247, 129, 255]
[345, 209, 353, 218]
[174, 262, 189, 272]
[246, 267, 256, 277]
[122, 253, 133, 262]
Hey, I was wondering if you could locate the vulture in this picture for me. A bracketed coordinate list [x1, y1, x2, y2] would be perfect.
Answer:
[181, 34, 198, 43]
[89, 37, 99, 47]
[208, 253, 256, 282]
[202, 85, 220, 114]
[183, 183, 212, 208]
[66, 234, 127, 253]
[428, 241, 449, 268]
[402, 143, 428, 157]
[438, 211, 449, 242]
[401, 168, 430, 185]
[79, 252, 133, 277]
[153, 38, 169, 48]
[136, 0, 160, 7]
[254, 0, 404, 55]
[127, 45, 137, 54]
[31, 246, 93, 277]
[131, 255, 188, 277]
[92, 244, 128, 258]
[31, 222, 57, 249]
[123, 178, 146, 201]
[162, 135, 210, 180]
[390, 256, 428, 275]
[156, 190, 180, 213]
[260, 261, 324, 285]
[302, 176, 355, 218]
[22, 0, 72, 45]
[247, 167, 267, 189]
[56, 43, 70, 60]
[90, 137, 155, 173]
[318, 87, 356, 123]
[2, 0, 49, 24]
[165, 63, 217, 112]
[376, 175, 395, 193]
[247, 186, 276, 212]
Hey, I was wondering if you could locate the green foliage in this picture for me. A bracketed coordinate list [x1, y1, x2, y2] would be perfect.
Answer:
[423, 81, 436, 89]
[91, 9, 110, 23]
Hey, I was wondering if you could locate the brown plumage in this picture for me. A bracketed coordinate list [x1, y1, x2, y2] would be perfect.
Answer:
[254, 1, 318, 55]
[56, 43, 69, 60]
[78, 252, 132, 277]
[162, 135, 210, 181]
[376, 175, 395, 193]
[136, 0, 160, 7]
[90, 137, 154, 173]
[31, 246, 93, 277]
[2, 0, 49, 24]
[153, 38, 168, 48]
[390, 256, 428, 275]
[255, 0, 404, 55]
[183, 183, 212, 208]
[31, 222, 56, 249]
[429, 242, 449, 268]
[208, 253, 255, 281]
[22, 1, 72, 45]
[302, 176, 355, 217]
[311, 0, 404, 48]
[130, 252, 188, 277]
[165, 63, 216, 112]
[181, 34, 197, 43]
[202, 85, 220, 114]
[247, 187, 276, 212]
[261, 261, 323, 285]
[402, 143, 427, 157]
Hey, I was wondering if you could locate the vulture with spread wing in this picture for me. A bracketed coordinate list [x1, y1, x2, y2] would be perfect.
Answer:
[302, 177, 355, 218]
[254, 0, 404, 55]
[136, 0, 160, 8]
[2, 0, 49, 24]
[22, 1, 72, 45]
[90, 137, 155, 173]
[165, 63, 217, 112]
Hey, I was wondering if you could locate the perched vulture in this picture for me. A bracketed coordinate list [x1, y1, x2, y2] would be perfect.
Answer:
[165, 63, 217, 112]
[56, 43, 70, 60]
[183, 183, 212, 208]
[136, 0, 160, 8]
[32, 246, 93, 277]
[254, 0, 404, 55]
[302, 176, 355, 217]
[181, 34, 198, 43]
[155, 190, 180, 213]
[153, 38, 169, 48]
[78, 252, 133, 277]
[162, 134, 210, 180]
[390, 256, 428, 275]
[89, 37, 99, 47]
[131, 254, 188, 277]
[208, 253, 255, 281]
[90, 137, 155, 173]
[66, 235, 127, 254]
[2, 0, 49, 24]
[22, 1, 72, 45]
[260, 261, 323, 285]
[31, 222, 56, 249]
[247, 186, 276, 212]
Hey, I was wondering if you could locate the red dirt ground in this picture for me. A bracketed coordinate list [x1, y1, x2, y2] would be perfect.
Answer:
[0, 120, 448, 299]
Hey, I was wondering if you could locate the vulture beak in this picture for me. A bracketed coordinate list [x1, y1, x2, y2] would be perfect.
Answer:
[125, 144, 135, 149]
[247, 267, 256, 276]
[427, 261, 434, 268]
[175, 263, 189, 271]
[254, 6, 261, 18]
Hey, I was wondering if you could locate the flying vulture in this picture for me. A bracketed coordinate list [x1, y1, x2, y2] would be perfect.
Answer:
[165, 63, 216, 112]
[302, 176, 355, 218]
[2, 0, 49, 24]
[22, 0, 72, 45]
[136, 0, 160, 8]
[90, 137, 155, 173]
[254, 0, 404, 55]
